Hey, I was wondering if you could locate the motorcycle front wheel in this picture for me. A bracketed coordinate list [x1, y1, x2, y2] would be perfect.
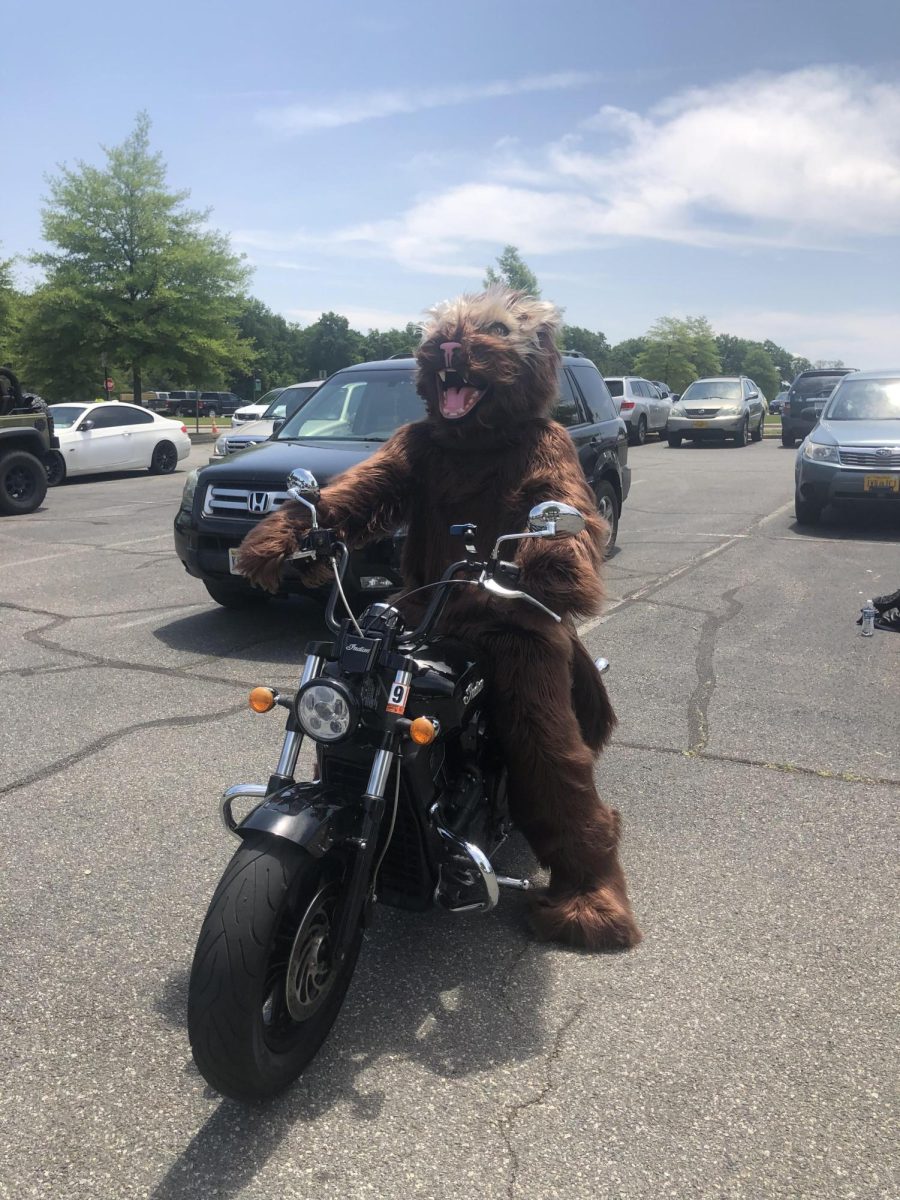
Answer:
[188, 833, 362, 1101]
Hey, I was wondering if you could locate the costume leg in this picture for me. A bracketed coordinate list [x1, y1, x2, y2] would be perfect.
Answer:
[477, 624, 642, 951]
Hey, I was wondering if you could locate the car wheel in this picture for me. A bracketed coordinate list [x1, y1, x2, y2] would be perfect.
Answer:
[149, 440, 178, 474]
[629, 415, 647, 446]
[658, 426, 668, 440]
[794, 489, 822, 526]
[594, 479, 619, 554]
[0, 449, 49, 515]
[207, 408, 217, 419]
[204, 579, 270, 609]
[781, 430, 795, 448]
[751, 414, 764, 442]
[733, 418, 749, 447]
[667, 433, 683, 448]
[45, 450, 67, 487]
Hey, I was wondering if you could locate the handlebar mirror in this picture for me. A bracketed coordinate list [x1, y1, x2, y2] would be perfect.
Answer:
[527, 501, 585, 538]
[286, 468, 320, 502]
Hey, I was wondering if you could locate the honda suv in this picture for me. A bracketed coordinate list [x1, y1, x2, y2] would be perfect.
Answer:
[174, 354, 631, 608]
[781, 368, 856, 448]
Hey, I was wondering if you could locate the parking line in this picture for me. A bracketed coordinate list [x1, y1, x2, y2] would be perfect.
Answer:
[2, 548, 86, 568]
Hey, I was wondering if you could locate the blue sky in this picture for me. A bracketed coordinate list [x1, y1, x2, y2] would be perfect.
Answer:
[5, 0, 900, 365]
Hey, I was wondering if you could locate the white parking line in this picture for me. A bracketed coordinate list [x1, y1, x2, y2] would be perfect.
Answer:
[2, 548, 86, 569]
[115, 605, 204, 629]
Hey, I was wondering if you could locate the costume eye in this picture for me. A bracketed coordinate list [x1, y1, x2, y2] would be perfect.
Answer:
[486, 322, 509, 336]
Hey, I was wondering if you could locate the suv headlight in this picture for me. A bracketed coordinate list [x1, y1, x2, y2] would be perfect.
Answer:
[179, 469, 199, 512]
[802, 441, 839, 463]
[670, 403, 685, 416]
[717, 405, 742, 417]
[295, 680, 358, 743]
[214, 435, 229, 455]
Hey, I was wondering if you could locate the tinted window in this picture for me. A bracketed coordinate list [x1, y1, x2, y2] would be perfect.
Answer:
[605, 379, 624, 398]
[790, 373, 846, 401]
[552, 370, 583, 428]
[572, 365, 617, 422]
[87, 405, 134, 429]
[49, 405, 88, 429]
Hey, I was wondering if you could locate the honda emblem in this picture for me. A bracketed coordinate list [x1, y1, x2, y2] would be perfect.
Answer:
[248, 491, 271, 514]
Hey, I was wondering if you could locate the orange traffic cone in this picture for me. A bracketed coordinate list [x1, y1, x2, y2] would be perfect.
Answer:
[210, 416, 219, 435]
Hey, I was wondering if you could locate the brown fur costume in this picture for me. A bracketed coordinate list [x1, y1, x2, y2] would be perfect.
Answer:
[236, 288, 641, 950]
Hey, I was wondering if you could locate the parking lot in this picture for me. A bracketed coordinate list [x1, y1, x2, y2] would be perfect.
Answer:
[1, 437, 897, 1199]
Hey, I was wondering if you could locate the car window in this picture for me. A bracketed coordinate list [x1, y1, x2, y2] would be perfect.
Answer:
[279, 370, 424, 441]
[86, 405, 134, 429]
[682, 381, 742, 402]
[572, 366, 616, 421]
[604, 379, 624, 398]
[825, 377, 900, 421]
[49, 405, 88, 429]
[790, 374, 846, 400]
[552, 370, 583, 428]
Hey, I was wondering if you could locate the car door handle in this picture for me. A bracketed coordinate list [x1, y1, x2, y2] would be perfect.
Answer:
[122, 431, 132, 437]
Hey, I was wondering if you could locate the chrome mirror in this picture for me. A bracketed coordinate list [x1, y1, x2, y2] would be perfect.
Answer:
[286, 468, 320, 527]
[526, 501, 585, 538]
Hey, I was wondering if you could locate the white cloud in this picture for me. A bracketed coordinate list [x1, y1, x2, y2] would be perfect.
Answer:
[707, 309, 900, 371]
[286, 305, 421, 332]
[258, 72, 595, 134]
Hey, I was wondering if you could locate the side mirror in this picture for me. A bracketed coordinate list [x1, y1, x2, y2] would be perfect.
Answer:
[671, 394, 680, 403]
[286, 468, 321, 527]
[78, 419, 95, 431]
[272, 419, 285, 434]
[527, 501, 586, 538]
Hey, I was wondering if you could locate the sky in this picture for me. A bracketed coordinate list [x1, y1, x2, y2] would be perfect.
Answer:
[4, 0, 900, 367]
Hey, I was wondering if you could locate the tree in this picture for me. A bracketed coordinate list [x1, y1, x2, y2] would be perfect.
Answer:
[228, 297, 308, 399]
[484, 245, 541, 296]
[634, 316, 721, 394]
[605, 337, 648, 376]
[300, 312, 363, 378]
[559, 325, 610, 369]
[0, 252, 19, 361]
[26, 113, 251, 402]
[740, 346, 780, 401]
[359, 323, 421, 362]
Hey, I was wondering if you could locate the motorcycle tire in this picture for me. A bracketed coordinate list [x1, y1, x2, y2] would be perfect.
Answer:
[188, 833, 362, 1101]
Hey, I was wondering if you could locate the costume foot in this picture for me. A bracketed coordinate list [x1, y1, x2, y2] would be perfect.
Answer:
[529, 884, 642, 951]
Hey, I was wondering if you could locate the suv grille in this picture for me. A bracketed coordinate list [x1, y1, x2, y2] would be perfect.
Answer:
[222, 436, 264, 454]
[838, 448, 900, 469]
[685, 407, 721, 417]
[201, 484, 289, 518]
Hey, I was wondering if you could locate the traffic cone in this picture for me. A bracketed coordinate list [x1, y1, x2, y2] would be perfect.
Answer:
[210, 416, 219, 435]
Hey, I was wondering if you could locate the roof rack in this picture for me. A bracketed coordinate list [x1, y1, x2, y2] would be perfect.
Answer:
[562, 349, 586, 358]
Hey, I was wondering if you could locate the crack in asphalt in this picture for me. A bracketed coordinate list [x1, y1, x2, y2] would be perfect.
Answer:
[687, 585, 744, 753]
[498, 998, 587, 1200]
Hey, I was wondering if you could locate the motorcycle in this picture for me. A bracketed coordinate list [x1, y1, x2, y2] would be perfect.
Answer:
[187, 468, 609, 1101]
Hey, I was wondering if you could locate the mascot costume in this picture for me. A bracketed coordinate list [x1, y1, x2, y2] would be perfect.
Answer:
[236, 288, 641, 951]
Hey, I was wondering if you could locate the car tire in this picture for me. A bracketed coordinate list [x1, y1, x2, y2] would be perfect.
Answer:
[204, 579, 270, 609]
[594, 479, 619, 554]
[629, 415, 647, 446]
[667, 433, 683, 448]
[0, 449, 49, 515]
[149, 440, 179, 474]
[781, 430, 795, 448]
[45, 450, 67, 487]
[207, 408, 217, 419]
[794, 489, 822, 526]
[751, 414, 764, 442]
[733, 418, 749, 447]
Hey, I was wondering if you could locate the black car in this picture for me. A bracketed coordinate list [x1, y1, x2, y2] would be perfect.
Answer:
[174, 355, 631, 608]
[781, 368, 856, 447]
[166, 390, 243, 419]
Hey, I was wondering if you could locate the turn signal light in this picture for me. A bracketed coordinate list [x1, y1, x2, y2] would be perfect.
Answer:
[249, 686, 277, 713]
[409, 717, 437, 746]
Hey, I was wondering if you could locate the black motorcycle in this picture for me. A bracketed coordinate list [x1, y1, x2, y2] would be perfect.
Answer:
[187, 469, 608, 1100]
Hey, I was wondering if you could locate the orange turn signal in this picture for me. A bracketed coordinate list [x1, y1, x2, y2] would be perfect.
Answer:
[249, 686, 277, 713]
[409, 717, 437, 746]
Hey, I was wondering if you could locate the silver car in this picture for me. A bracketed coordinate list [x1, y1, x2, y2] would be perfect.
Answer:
[667, 376, 766, 447]
[604, 376, 671, 444]
[794, 369, 900, 524]
[210, 381, 321, 462]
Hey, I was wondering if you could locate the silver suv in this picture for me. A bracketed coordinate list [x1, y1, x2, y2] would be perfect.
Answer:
[667, 377, 766, 447]
[604, 376, 671, 444]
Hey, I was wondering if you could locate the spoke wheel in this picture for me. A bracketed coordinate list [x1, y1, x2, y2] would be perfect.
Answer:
[594, 479, 619, 554]
[0, 450, 48, 515]
[149, 440, 178, 474]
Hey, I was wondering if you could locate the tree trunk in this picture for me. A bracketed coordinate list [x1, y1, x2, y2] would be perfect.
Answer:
[132, 363, 142, 407]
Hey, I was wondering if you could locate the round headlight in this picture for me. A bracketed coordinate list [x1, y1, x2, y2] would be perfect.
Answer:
[295, 680, 357, 743]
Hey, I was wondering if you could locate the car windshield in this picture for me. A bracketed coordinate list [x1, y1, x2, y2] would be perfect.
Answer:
[50, 405, 88, 428]
[682, 381, 741, 402]
[266, 384, 318, 420]
[253, 389, 283, 411]
[276, 370, 424, 441]
[791, 374, 844, 400]
[825, 378, 900, 421]
[604, 379, 624, 397]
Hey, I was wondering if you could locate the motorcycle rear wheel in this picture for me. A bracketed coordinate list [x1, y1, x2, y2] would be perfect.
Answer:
[188, 833, 362, 1100]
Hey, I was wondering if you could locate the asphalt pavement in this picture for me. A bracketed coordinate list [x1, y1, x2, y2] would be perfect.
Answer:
[1, 437, 897, 1200]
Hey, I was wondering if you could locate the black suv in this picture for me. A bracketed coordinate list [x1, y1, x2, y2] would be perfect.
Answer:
[166, 391, 242, 419]
[781, 368, 857, 447]
[174, 355, 631, 608]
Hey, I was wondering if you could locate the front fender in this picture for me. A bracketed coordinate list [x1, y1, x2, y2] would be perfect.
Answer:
[226, 781, 365, 856]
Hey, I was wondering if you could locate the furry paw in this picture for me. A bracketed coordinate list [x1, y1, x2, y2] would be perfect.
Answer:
[529, 885, 642, 952]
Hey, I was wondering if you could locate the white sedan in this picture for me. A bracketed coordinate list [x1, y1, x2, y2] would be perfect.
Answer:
[47, 402, 192, 485]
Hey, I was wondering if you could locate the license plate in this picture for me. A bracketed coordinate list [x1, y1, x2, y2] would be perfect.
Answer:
[863, 474, 899, 493]
[692, 420, 709, 428]
[228, 547, 243, 575]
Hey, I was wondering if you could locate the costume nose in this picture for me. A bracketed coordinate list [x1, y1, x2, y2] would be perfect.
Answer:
[439, 341, 462, 370]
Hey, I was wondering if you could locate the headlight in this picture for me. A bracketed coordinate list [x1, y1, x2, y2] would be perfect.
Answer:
[670, 403, 685, 416]
[802, 441, 839, 463]
[214, 435, 229, 455]
[295, 680, 357, 743]
[179, 469, 199, 511]
[716, 405, 742, 417]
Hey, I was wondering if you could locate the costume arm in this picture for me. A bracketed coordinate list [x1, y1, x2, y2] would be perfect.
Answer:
[512, 422, 607, 619]
[236, 423, 419, 591]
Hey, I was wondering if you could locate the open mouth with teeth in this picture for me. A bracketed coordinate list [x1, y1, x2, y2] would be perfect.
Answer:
[437, 368, 487, 420]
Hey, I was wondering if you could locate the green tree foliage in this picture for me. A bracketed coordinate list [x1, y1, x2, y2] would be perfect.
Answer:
[605, 337, 648, 376]
[635, 317, 720, 394]
[228, 297, 308, 399]
[740, 346, 780, 401]
[0, 252, 20, 361]
[359, 323, 421, 362]
[484, 245, 541, 296]
[300, 312, 363, 378]
[23, 113, 251, 401]
[560, 325, 610, 369]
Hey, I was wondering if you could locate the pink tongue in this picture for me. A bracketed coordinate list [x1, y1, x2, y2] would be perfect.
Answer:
[441, 386, 477, 417]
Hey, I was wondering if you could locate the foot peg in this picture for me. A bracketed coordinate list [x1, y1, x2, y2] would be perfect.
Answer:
[496, 875, 531, 891]
[594, 656, 610, 675]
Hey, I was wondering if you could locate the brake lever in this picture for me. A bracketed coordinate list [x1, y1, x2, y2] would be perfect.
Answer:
[480, 576, 562, 623]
